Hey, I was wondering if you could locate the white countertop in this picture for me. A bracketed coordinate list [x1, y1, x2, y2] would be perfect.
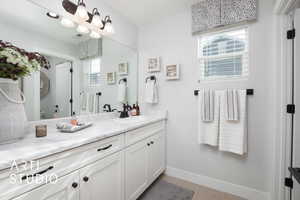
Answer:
[0, 113, 166, 171]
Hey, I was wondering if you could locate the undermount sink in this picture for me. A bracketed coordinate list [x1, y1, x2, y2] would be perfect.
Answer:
[114, 116, 147, 124]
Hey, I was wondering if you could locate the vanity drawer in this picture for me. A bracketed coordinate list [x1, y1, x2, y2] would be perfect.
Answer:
[125, 121, 165, 146]
[0, 134, 124, 200]
[79, 134, 125, 166]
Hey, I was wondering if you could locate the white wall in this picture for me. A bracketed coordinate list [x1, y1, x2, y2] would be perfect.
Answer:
[138, 0, 276, 198]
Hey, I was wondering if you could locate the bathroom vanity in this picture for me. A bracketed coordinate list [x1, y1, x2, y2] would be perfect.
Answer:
[0, 114, 166, 200]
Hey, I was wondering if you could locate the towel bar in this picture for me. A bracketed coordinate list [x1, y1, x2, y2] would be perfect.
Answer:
[145, 75, 156, 83]
[289, 167, 300, 184]
[119, 78, 127, 84]
[194, 89, 254, 96]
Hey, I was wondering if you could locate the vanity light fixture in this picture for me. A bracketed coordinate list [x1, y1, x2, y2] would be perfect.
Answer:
[75, 0, 89, 21]
[90, 31, 101, 39]
[77, 24, 90, 34]
[91, 8, 102, 27]
[47, 12, 59, 19]
[61, 17, 75, 28]
[61, 0, 115, 38]
[102, 16, 114, 34]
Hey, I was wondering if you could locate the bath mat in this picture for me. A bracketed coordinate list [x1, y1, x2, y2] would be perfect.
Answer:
[138, 179, 194, 200]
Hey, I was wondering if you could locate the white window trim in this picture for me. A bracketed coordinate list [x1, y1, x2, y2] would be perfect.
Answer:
[198, 26, 250, 82]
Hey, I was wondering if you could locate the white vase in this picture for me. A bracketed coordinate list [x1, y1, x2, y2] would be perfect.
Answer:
[0, 78, 27, 144]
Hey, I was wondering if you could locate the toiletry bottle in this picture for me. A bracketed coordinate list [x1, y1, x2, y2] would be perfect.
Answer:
[126, 103, 132, 117]
[131, 104, 137, 116]
[136, 102, 140, 116]
[70, 115, 78, 126]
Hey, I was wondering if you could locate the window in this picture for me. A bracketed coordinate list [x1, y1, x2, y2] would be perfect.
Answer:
[88, 57, 101, 85]
[198, 28, 249, 80]
[83, 57, 102, 86]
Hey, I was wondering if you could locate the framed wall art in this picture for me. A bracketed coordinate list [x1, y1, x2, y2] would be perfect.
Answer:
[165, 64, 180, 80]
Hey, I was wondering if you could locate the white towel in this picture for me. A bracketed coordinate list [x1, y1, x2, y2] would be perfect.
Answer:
[80, 92, 87, 112]
[88, 93, 96, 113]
[219, 90, 247, 155]
[198, 91, 221, 146]
[145, 80, 158, 104]
[224, 89, 239, 121]
[118, 82, 127, 103]
[201, 89, 214, 122]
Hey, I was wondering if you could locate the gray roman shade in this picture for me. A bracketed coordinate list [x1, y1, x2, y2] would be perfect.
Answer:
[192, 0, 257, 35]
[191, 0, 221, 35]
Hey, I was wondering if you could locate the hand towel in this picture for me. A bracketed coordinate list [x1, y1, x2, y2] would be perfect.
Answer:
[198, 91, 221, 146]
[145, 80, 158, 104]
[224, 89, 239, 121]
[118, 82, 127, 103]
[201, 89, 215, 122]
[219, 90, 247, 155]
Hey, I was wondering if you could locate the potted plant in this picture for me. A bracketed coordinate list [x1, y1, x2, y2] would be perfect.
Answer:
[0, 40, 50, 144]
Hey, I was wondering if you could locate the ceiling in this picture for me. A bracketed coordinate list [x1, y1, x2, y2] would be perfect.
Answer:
[100, 0, 193, 26]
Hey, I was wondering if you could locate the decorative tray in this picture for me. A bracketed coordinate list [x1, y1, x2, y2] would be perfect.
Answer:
[59, 122, 93, 133]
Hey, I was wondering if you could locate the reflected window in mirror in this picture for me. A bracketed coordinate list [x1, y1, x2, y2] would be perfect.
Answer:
[83, 57, 101, 86]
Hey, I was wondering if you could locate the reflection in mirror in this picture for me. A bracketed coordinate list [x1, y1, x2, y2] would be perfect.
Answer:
[40, 57, 72, 119]
[0, 0, 138, 121]
[78, 38, 138, 115]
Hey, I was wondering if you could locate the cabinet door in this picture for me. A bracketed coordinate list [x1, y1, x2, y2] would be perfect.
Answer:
[13, 171, 80, 200]
[148, 132, 165, 183]
[125, 140, 149, 200]
[80, 152, 124, 200]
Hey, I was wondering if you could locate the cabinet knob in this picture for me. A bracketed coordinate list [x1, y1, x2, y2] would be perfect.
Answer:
[72, 182, 78, 188]
[147, 143, 150, 146]
[83, 176, 89, 182]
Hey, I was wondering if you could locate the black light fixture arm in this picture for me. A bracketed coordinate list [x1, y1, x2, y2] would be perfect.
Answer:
[101, 16, 112, 30]
[77, 0, 85, 6]
[92, 8, 100, 16]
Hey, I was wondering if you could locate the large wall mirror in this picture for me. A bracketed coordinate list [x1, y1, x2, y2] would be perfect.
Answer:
[0, 0, 138, 121]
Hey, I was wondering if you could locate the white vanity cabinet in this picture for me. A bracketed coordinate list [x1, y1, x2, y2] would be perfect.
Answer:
[147, 132, 165, 184]
[79, 152, 124, 200]
[5, 120, 166, 200]
[125, 130, 165, 200]
[125, 139, 149, 200]
[13, 171, 80, 200]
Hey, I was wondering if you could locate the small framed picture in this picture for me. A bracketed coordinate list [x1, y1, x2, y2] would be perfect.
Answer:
[148, 57, 161, 73]
[106, 72, 116, 84]
[118, 63, 128, 75]
[165, 64, 180, 80]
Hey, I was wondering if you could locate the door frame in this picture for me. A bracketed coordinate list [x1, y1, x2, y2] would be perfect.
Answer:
[55, 60, 74, 117]
[274, 2, 299, 199]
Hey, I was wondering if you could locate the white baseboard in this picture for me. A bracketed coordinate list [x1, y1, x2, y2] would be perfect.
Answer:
[165, 166, 270, 200]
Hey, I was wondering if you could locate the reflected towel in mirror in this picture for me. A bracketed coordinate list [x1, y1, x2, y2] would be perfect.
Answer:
[118, 82, 127, 103]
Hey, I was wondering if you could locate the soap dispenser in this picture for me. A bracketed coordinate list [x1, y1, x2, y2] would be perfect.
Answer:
[120, 104, 129, 118]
